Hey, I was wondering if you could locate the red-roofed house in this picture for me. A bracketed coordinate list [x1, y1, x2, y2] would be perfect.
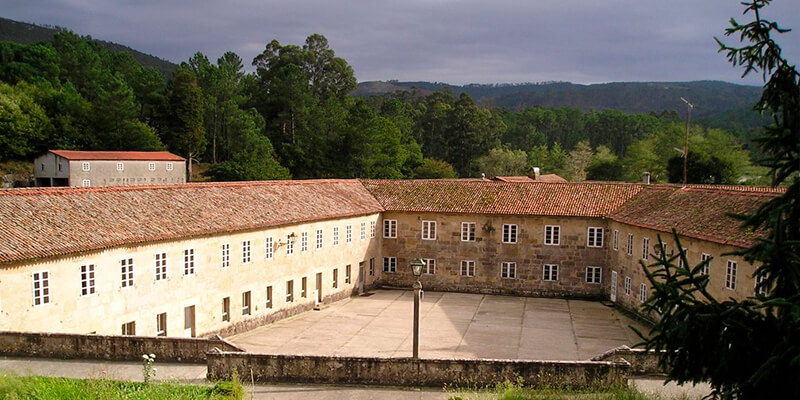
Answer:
[34, 150, 187, 187]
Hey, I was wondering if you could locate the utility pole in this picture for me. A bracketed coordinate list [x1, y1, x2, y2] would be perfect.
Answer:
[680, 97, 694, 185]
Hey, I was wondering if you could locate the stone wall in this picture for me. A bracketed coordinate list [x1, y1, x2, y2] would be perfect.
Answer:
[591, 346, 664, 375]
[207, 351, 630, 389]
[379, 212, 608, 299]
[0, 331, 243, 363]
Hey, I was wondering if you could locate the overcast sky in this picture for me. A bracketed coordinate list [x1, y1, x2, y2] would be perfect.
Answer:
[3, 1, 799, 85]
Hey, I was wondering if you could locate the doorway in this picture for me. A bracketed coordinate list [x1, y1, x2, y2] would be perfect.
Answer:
[315, 272, 323, 304]
[183, 305, 196, 337]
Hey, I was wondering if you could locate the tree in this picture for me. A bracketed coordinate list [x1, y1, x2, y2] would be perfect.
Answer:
[563, 140, 593, 181]
[475, 147, 528, 178]
[640, 1, 800, 398]
[164, 66, 206, 179]
[0, 82, 52, 161]
[587, 145, 624, 181]
[413, 158, 457, 179]
[666, 152, 732, 184]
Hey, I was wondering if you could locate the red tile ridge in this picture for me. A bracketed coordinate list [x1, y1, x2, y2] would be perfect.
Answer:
[0, 179, 363, 197]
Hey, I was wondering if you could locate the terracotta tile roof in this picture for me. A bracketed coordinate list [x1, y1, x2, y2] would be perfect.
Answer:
[49, 150, 186, 161]
[610, 185, 780, 248]
[0, 180, 382, 265]
[361, 180, 644, 217]
[493, 174, 568, 183]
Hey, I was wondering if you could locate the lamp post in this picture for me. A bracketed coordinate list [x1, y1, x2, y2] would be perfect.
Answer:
[409, 258, 425, 359]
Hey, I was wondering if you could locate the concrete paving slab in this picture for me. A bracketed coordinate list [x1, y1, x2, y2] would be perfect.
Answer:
[229, 290, 649, 361]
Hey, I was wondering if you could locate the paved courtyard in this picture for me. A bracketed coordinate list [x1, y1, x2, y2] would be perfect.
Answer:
[229, 290, 648, 360]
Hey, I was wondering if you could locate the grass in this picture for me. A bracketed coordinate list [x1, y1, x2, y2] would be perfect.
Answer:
[446, 379, 687, 400]
[0, 373, 243, 400]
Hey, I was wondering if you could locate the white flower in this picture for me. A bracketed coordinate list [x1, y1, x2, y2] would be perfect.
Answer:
[149, 353, 156, 359]
[142, 354, 148, 359]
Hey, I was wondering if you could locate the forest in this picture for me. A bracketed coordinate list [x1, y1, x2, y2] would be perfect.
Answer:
[0, 31, 761, 184]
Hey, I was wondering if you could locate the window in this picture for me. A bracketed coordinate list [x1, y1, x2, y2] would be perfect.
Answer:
[183, 249, 195, 275]
[587, 227, 603, 247]
[346, 225, 353, 243]
[501, 262, 517, 279]
[544, 225, 560, 245]
[286, 234, 294, 255]
[624, 276, 632, 296]
[155, 252, 167, 281]
[266, 286, 272, 309]
[242, 240, 251, 264]
[725, 260, 737, 290]
[383, 220, 397, 238]
[642, 238, 650, 260]
[543, 264, 558, 281]
[301, 277, 307, 298]
[166, 162, 174, 171]
[502, 224, 518, 244]
[422, 221, 437, 240]
[613, 230, 619, 251]
[756, 272, 768, 296]
[639, 283, 647, 304]
[460, 260, 476, 277]
[333, 227, 339, 247]
[370, 221, 376, 238]
[32, 271, 50, 306]
[121, 321, 135, 336]
[116, 162, 124, 171]
[345, 265, 351, 284]
[301, 232, 308, 252]
[82, 162, 90, 171]
[626, 234, 634, 256]
[678, 247, 688, 268]
[58, 162, 62, 172]
[656, 243, 668, 258]
[333, 268, 339, 288]
[242, 291, 251, 316]
[316, 229, 323, 249]
[369, 258, 375, 276]
[461, 222, 476, 241]
[422, 258, 436, 275]
[82, 179, 91, 187]
[265, 237, 273, 259]
[80, 264, 95, 296]
[121, 258, 134, 288]
[156, 313, 167, 336]
[222, 297, 230, 322]
[360, 222, 366, 240]
[586, 266, 602, 284]
[148, 162, 155, 171]
[40, 163, 44, 171]
[383, 257, 397, 273]
[286, 280, 294, 302]
[701, 253, 711, 276]
[221, 244, 230, 268]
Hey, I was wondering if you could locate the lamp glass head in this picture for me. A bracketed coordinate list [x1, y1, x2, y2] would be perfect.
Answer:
[410, 259, 425, 278]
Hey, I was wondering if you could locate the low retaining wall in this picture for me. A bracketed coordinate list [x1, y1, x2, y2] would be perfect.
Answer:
[0, 331, 243, 363]
[207, 351, 631, 389]
[591, 346, 664, 375]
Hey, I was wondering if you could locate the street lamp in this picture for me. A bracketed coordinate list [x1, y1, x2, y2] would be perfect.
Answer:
[409, 258, 425, 359]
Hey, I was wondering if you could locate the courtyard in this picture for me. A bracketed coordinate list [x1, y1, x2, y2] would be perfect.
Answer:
[229, 290, 649, 360]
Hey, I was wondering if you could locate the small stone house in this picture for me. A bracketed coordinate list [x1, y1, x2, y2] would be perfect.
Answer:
[33, 150, 186, 187]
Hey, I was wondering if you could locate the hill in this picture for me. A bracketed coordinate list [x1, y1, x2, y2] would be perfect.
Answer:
[354, 80, 762, 117]
[0, 17, 177, 77]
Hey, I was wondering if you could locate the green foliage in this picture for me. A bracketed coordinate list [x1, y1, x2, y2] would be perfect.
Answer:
[641, 1, 800, 398]
[413, 158, 458, 179]
[587, 145, 624, 181]
[0, 373, 242, 400]
[0, 81, 52, 160]
[476, 147, 528, 178]
[563, 140, 593, 181]
[164, 66, 206, 160]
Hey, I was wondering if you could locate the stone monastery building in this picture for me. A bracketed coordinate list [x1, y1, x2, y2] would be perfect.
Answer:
[0, 179, 781, 338]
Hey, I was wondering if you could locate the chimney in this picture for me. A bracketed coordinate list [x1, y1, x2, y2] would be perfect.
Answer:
[642, 172, 651, 184]
[528, 167, 541, 180]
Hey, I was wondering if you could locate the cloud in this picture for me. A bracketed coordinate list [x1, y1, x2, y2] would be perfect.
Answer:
[3, 0, 799, 85]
